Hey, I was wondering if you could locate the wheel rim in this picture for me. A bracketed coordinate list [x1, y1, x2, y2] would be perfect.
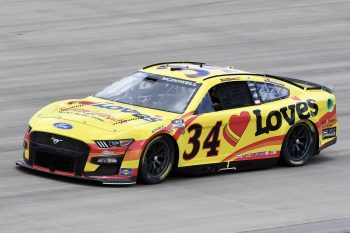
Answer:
[287, 124, 311, 160]
[145, 141, 170, 177]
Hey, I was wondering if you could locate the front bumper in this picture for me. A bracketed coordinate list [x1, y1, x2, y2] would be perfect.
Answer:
[16, 159, 136, 185]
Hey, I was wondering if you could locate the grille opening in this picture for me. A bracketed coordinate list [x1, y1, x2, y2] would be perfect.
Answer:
[34, 151, 75, 173]
[29, 132, 90, 176]
[30, 132, 90, 153]
[84, 164, 120, 176]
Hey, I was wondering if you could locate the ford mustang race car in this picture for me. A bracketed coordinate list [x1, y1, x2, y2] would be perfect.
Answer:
[16, 62, 338, 185]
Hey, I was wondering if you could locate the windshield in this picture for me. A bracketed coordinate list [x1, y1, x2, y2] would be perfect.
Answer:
[95, 72, 200, 113]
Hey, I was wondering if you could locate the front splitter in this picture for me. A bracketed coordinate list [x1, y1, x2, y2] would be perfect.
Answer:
[16, 160, 136, 185]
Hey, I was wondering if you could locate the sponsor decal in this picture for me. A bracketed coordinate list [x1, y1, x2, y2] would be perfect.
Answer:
[320, 118, 337, 128]
[254, 99, 318, 136]
[220, 77, 240, 82]
[64, 101, 163, 123]
[264, 77, 284, 86]
[223, 135, 284, 162]
[119, 168, 133, 177]
[322, 127, 336, 139]
[92, 103, 162, 123]
[60, 108, 121, 123]
[223, 111, 251, 147]
[236, 151, 278, 159]
[113, 118, 140, 125]
[53, 122, 73, 130]
[151, 125, 173, 133]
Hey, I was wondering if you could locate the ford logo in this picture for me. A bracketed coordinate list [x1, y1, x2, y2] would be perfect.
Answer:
[53, 122, 73, 130]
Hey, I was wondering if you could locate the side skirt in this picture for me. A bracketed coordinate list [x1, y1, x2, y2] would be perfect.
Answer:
[175, 158, 279, 176]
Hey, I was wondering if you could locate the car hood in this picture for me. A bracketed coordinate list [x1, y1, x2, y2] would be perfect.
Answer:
[33, 96, 180, 133]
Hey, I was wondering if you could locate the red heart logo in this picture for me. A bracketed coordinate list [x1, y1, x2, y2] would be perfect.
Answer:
[223, 111, 251, 147]
[228, 111, 251, 137]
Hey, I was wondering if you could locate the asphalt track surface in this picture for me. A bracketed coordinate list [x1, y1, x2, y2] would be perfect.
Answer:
[1, 0, 350, 232]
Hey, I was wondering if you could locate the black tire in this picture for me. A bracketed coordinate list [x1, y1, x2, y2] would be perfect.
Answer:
[281, 122, 316, 166]
[138, 135, 175, 184]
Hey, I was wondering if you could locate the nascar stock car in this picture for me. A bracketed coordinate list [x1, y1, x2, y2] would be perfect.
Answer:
[16, 62, 338, 185]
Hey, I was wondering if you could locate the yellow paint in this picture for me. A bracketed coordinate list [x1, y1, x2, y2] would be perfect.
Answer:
[25, 63, 337, 174]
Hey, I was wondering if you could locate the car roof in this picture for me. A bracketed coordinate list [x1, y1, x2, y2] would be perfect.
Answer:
[140, 62, 250, 82]
[140, 62, 333, 93]
[140, 62, 326, 92]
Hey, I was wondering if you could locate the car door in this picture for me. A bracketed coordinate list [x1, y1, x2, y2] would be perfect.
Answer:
[177, 81, 257, 167]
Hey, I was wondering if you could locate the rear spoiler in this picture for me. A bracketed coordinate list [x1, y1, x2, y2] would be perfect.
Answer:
[264, 74, 334, 93]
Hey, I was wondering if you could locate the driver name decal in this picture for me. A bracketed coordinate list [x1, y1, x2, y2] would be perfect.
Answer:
[160, 77, 198, 87]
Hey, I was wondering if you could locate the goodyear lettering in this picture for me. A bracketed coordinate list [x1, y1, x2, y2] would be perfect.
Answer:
[92, 103, 162, 122]
[254, 99, 318, 136]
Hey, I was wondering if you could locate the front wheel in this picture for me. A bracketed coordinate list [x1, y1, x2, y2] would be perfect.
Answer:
[281, 122, 316, 166]
[138, 135, 175, 184]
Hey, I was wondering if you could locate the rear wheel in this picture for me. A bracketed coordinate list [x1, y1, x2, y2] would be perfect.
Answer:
[138, 135, 175, 184]
[281, 122, 316, 166]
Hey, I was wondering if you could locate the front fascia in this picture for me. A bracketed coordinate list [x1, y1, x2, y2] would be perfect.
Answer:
[22, 98, 182, 183]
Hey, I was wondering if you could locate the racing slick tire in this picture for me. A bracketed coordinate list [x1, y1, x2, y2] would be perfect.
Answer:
[280, 122, 316, 166]
[138, 135, 175, 184]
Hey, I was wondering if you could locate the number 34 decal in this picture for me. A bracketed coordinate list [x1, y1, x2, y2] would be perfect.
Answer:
[183, 121, 222, 160]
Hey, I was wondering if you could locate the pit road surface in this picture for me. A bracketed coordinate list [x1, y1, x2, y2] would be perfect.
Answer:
[1, 0, 350, 232]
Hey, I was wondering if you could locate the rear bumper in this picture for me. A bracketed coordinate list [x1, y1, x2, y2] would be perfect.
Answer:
[16, 159, 136, 185]
[319, 137, 337, 152]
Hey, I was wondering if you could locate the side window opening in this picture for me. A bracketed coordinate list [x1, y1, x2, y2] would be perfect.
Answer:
[195, 81, 253, 114]
[213, 82, 253, 109]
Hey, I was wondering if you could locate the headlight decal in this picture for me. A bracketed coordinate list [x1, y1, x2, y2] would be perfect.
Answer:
[95, 139, 134, 148]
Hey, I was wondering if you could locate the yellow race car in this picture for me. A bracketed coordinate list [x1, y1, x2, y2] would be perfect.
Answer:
[16, 62, 338, 185]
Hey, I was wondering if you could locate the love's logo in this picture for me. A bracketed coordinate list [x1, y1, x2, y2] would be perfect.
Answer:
[223, 111, 251, 147]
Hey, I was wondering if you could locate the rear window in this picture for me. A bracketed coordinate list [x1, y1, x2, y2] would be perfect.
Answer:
[248, 82, 290, 103]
